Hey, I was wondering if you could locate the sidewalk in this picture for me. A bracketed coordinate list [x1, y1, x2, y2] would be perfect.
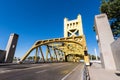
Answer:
[88, 63, 120, 80]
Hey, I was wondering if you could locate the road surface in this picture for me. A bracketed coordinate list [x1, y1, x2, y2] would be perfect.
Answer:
[0, 62, 83, 80]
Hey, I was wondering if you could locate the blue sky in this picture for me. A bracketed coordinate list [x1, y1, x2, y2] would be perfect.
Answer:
[0, 0, 101, 58]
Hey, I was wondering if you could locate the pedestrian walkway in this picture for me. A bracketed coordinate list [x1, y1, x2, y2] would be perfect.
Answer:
[88, 63, 120, 80]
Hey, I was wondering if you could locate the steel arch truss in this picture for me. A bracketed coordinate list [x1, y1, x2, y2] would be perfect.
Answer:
[20, 35, 88, 63]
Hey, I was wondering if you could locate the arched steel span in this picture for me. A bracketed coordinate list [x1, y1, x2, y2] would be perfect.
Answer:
[20, 36, 87, 62]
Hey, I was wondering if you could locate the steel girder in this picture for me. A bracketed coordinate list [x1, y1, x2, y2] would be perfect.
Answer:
[20, 35, 87, 63]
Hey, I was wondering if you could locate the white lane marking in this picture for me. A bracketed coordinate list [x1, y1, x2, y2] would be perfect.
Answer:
[21, 65, 48, 70]
[36, 63, 71, 74]
[0, 65, 49, 74]
[54, 64, 69, 69]
[0, 63, 71, 74]
[61, 64, 80, 80]
[36, 64, 70, 74]
[0, 70, 11, 73]
[36, 70, 47, 73]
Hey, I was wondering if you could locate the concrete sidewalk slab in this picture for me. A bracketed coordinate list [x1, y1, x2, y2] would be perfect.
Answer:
[88, 63, 120, 80]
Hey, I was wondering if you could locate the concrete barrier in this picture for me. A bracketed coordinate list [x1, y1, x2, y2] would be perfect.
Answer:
[81, 64, 90, 80]
[0, 50, 6, 63]
[111, 38, 120, 71]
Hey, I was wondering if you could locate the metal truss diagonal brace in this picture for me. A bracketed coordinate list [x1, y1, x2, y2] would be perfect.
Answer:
[53, 49, 58, 61]
[39, 46, 45, 62]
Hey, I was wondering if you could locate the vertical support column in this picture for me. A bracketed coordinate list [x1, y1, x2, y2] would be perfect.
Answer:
[0, 50, 6, 63]
[62, 51, 65, 61]
[65, 55, 68, 62]
[77, 14, 83, 35]
[84, 50, 90, 66]
[39, 46, 45, 62]
[46, 47, 49, 61]
[64, 18, 68, 37]
[5, 33, 19, 63]
[111, 38, 120, 71]
[95, 14, 116, 70]
[46, 45, 53, 61]
[53, 49, 58, 61]
[56, 50, 61, 61]
[35, 48, 38, 63]
[64, 52, 68, 62]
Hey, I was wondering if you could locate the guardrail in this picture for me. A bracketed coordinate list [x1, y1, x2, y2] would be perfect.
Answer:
[81, 64, 90, 80]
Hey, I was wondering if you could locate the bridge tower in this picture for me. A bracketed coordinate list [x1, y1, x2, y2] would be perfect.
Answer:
[20, 14, 89, 65]
[64, 14, 83, 37]
[64, 14, 90, 65]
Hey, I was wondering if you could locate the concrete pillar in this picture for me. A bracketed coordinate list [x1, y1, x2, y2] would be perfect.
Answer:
[111, 38, 120, 71]
[5, 33, 19, 63]
[94, 14, 116, 70]
[0, 50, 6, 63]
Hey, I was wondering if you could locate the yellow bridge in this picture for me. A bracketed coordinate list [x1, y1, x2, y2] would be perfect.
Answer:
[20, 14, 90, 65]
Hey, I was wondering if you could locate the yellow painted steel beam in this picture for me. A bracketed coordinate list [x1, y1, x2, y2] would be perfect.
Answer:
[46, 46, 49, 61]
[20, 35, 89, 64]
[46, 45, 53, 61]
[20, 46, 35, 62]
[53, 49, 58, 61]
[35, 48, 38, 63]
[39, 46, 45, 62]
[84, 55, 90, 65]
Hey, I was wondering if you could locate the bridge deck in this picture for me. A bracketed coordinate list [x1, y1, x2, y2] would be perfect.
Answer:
[0, 62, 84, 80]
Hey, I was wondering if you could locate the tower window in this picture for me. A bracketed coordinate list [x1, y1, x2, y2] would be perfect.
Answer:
[76, 22, 78, 25]
[73, 23, 75, 26]
[68, 32, 71, 37]
[75, 30, 79, 36]
[67, 24, 69, 27]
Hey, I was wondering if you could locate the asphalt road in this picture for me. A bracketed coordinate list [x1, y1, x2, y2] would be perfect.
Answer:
[0, 62, 83, 80]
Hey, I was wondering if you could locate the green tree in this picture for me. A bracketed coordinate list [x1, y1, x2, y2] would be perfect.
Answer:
[88, 54, 100, 60]
[100, 0, 120, 39]
[37, 56, 40, 60]
[28, 56, 33, 60]
[13, 57, 17, 61]
[33, 56, 40, 61]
